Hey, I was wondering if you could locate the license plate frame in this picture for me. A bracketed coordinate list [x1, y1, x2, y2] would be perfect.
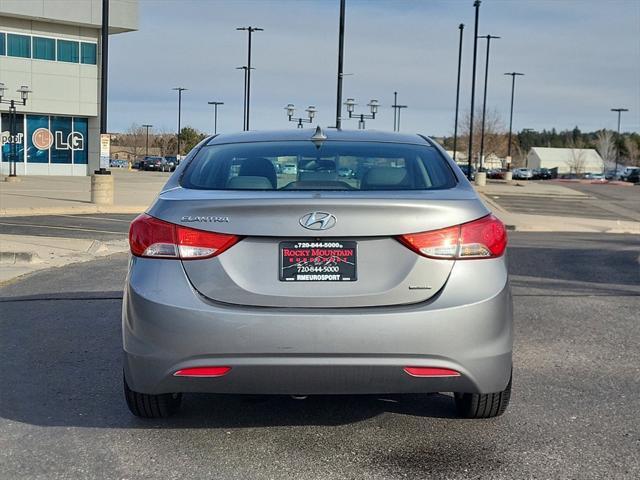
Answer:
[279, 240, 357, 282]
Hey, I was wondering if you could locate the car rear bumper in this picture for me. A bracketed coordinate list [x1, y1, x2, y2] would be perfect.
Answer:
[123, 257, 513, 395]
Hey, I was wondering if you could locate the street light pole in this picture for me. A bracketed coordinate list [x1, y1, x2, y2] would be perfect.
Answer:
[237, 26, 263, 131]
[453, 23, 464, 161]
[467, 0, 481, 180]
[208, 101, 224, 134]
[505, 72, 524, 165]
[335, 0, 346, 129]
[142, 124, 153, 157]
[391, 92, 407, 132]
[611, 107, 629, 177]
[0, 83, 31, 179]
[172, 87, 187, 156]
[478, 34, 500, 172]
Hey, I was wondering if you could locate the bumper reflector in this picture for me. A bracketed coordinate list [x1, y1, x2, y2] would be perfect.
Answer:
[403, 367, 461, 378]
[174, 366, 231, 377]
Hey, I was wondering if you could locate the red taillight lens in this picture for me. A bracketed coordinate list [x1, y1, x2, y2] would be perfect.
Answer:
[397, 214, 507, 259]
[129, 214, 240, 260]
[403, 367, 461, 377]
[129, 214, 177, 258]
[173, 366, 231, 377]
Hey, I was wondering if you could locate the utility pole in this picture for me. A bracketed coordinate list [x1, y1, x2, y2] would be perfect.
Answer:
[237, 26, 263, 130]
[505, 72, 524, 166]
[611, 107, 629, 177]
[142, 124, 152, 157]
[467, 0, 481, 180]
[478, 34, 500, 171]
[453, 23, 464, 161]
[335, 0, 346, 129]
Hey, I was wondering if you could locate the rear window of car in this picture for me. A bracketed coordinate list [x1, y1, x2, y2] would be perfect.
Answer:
[180, 141, 457, 191]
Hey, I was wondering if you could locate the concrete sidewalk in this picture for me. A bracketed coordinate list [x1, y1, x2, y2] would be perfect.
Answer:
[0, 169, 166, 216]
[0, 234, 128, 284]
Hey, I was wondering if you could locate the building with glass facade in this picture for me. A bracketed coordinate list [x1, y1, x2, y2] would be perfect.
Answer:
[0, 0, 138, 175]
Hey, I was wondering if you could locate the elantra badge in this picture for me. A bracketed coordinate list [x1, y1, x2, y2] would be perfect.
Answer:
[299, 212, 336, 230]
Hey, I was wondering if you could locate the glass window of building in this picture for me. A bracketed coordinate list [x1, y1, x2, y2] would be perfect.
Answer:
[0, 33, 6, 55]
[1, 113, 25, 164]
[57, 39, 79, 63]
[50, 116, 72, 164]
[7, 33, 31, 58]
[72, 118, 89, 164]
[26, 115, 51, 163]
[81, 43, 97, 65]
[32, 36, 56, 61]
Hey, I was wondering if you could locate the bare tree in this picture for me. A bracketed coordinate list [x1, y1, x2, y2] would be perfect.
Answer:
[566, 139, 587, 176]
[152, 129, 177, 157]
[595, 129, 615, 171]
[624, 137, 640, 167]
[456, 108, 508, 167]
[120, 123, 146, 164]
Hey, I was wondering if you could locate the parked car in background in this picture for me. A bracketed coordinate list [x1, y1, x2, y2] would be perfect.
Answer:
[620, 167, 640, 182]
[456, 164, 476, 181]
[512, 168, 534, 180]
[123, 129, 513, 420]
[486, 168, 505, 179]
[532, 168, 552, 180]
[143, 156, 171, 172]
[584, 172, 606, 182]
[110, 159, 127, 168]
[624, 169, 640, 183]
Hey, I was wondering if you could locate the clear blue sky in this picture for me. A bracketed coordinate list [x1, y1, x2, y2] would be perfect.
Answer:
[109, 0, 640, 136]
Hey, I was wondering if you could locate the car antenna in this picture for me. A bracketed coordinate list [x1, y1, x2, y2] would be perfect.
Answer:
[310, 125, 327, 149]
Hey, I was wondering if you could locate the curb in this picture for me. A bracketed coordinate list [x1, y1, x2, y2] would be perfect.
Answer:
[0, 205, 149, 217]
[0, 251, 40, 265]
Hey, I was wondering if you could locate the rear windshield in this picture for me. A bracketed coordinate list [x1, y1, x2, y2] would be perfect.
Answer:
[180, 141, 456, 191]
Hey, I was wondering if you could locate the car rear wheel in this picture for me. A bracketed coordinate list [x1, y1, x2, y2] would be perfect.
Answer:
[123, 373, 182, 418]
[454, 374, 511, 419]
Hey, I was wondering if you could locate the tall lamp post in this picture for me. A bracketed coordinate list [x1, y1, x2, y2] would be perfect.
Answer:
[172, 87, 187, 157]
[237, 26, 263, 131]
[0, 83, 31, 179]
[142, 124, 153, 157]
[611, 108, 628, 177]
[208, 101, 224, 134]
[467, 0, 481, 180]
[335, 0, 346, 129]
[285, 104, 317, 128]
[505, 72, 524, 169]
[477, 34, 500, 171]
[343, 98, 379, 129]
[391, 92, 407, 132]
[453, 23, 464, 161]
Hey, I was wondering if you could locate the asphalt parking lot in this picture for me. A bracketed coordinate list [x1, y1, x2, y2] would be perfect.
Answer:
[1, 232, 639, 479]
[485, 181, 640, 222]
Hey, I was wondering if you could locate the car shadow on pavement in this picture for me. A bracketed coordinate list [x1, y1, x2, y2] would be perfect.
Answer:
[0, 293, 459, 429]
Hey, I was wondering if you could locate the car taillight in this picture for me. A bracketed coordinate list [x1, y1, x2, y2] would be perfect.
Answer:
[129, 214, 240, 260]
[397, 214, 507, 259]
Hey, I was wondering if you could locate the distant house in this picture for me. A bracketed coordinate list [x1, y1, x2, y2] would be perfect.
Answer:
[526, 147, 604, 175]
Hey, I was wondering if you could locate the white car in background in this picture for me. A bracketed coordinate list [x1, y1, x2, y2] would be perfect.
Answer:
[512, 168, 533, 180]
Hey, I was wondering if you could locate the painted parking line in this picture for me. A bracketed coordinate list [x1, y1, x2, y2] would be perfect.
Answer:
[51, 214, 134, 223]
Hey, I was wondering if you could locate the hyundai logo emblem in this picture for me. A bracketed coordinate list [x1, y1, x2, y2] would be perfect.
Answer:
[299, 212, 337, 231]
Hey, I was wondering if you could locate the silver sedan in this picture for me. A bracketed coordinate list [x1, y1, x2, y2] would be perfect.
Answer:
[123, 128, 513, 419]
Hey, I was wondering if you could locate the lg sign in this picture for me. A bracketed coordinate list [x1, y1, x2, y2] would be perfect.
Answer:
[32, 128, 84, 151]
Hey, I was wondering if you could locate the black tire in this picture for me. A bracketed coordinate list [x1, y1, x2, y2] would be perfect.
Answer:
[454, 374, 511, 419]
[123, 373, 182, 418]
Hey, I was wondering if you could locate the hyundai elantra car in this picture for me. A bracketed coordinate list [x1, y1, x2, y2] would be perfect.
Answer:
[123, 128, 512, 419]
